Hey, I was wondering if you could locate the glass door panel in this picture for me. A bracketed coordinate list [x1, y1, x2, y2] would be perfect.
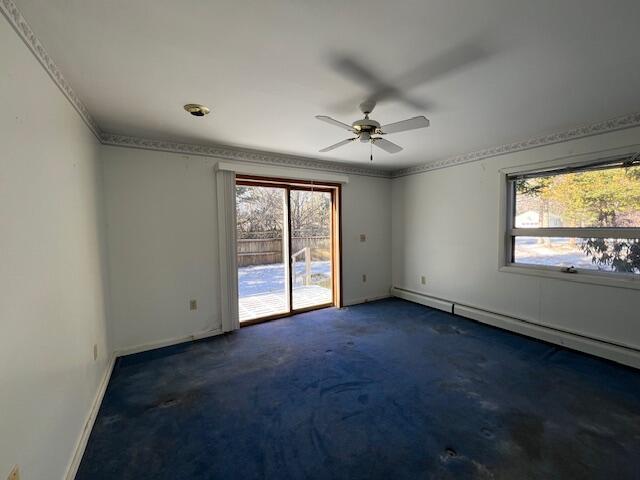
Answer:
[236, 185, 289, 322]
[290, 189, 333, 310]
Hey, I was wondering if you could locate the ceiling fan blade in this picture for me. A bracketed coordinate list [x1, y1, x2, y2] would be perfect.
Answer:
[315, 115, 355, 132]
[329, 38, 493, 112]
[330, 55, 417, 112]
[372, 137, 403, 154]
[319, 138, 355, 152]
[331, 56, 390, 93]
[397, 42, 491, 92]
[380, 116, 430, 134]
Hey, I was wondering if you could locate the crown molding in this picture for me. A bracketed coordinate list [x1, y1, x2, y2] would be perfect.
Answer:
[392, 112, 640, 177]
[1, 0, 101, 138]
[5, 0, 640, 180]
[101, 112, 640, 180]
[100, 133, 392, 178]
[1, 0, 387, 177]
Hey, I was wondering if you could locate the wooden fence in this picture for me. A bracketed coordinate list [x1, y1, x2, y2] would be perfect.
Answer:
[237, 236, 330, 267]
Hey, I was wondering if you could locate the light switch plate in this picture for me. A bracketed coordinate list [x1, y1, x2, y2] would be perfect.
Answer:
[93, 343, 98, 361]
[7, 465, 19, 480]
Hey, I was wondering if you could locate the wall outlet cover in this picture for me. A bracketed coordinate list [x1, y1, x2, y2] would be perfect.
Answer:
[190, 299, 197, 311]
[359, 234, 366, 242]
[362, 274, 367, 283]
[421, 275, 427, 285]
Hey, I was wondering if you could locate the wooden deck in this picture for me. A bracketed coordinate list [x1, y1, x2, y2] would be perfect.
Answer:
[239, 285, 332, 322]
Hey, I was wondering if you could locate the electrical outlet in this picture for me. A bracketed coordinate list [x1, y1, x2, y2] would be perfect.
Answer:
[93, 343, 98, 361]
[359, 234, 366, 242]
[189, 299, 197, 311]
[7, 465, 20, 480]
[362, 274, 367, 283]
[420, 275, 427, 285]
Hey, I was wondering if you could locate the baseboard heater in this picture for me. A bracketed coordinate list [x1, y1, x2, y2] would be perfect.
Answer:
[390, 287, 454, 314]
[390, 287, 640, 370]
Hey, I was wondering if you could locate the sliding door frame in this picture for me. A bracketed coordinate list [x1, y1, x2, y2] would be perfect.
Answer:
[235, 175, 342, 326]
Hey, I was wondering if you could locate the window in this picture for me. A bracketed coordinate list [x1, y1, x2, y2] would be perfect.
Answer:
[505, 153, 640, 278]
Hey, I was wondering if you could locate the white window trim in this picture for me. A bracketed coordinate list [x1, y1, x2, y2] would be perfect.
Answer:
[497, 143, 640, 291]
[216, 161, 349, 184]
[216, 169, 240, 332]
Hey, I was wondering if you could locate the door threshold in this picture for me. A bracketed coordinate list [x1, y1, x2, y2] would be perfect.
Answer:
[240, 302, 335, 327]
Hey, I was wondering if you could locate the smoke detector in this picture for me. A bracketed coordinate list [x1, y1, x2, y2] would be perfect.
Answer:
[183, 104, 210, 117]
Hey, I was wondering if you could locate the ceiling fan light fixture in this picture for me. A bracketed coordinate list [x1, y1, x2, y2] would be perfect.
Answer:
[183, 103, 211, 117]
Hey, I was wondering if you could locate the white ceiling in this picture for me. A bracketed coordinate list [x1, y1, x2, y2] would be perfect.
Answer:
[14, 0, 640, 170]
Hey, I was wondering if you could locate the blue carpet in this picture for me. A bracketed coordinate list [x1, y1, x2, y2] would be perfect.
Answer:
[77, 298, 640, 479]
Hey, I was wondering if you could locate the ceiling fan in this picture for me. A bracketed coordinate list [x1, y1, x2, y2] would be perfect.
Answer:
[316, 100, 429, 159]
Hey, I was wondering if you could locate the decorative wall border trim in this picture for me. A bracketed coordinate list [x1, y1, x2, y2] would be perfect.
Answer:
[2, 0, 389, 177]
[392, 112, 640, 177]
[4, 0, 640, 179]
[101, 112, 640, 179]
[100, 133, 392, 178]
[1, 0, 101, 138]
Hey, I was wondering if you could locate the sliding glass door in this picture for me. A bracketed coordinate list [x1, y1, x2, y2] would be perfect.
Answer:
[290, 189, 333, 310]
[236, 184, 289, 322]
[236, 178, 338, 324]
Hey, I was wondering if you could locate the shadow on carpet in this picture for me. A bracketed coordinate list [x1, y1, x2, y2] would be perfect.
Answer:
[77, 298, 640, 479]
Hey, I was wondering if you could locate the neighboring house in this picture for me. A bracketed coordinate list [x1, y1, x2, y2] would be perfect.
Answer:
[515, 210, 562, 228]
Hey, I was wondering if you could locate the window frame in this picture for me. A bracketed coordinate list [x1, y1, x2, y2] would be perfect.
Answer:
[498, 145, 640, 290]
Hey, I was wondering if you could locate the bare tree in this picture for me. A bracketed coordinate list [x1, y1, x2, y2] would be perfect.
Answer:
[236, 187, 330, 239]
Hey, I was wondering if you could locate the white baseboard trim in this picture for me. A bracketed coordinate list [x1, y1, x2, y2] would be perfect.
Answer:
[391, 287, 640, 370]
[390, 287, 453, 313]
[115, 327, 224, 357]
[64, 327, 224, 478]
[454, 305, 640, 369]
[65, 354, 116, 480]
[342, 294, 391, 307]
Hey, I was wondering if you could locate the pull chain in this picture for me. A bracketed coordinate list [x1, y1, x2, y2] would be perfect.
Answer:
[370, 141, 373, 162]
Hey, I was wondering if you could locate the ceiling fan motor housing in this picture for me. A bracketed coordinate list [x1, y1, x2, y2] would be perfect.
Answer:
[352, 117, 381, 136]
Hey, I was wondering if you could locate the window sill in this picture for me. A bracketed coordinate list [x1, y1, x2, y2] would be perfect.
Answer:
[499, 264, 640, 291]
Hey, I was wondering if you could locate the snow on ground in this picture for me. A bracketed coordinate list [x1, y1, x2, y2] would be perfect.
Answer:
[238, 261, 331, 297]
[515, 237, 601, 270]
[239, 240, 633, 299]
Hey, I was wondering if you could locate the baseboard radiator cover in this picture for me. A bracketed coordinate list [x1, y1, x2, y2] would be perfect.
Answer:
[390, 287, 454, 313]
[391, 287, 640, 370]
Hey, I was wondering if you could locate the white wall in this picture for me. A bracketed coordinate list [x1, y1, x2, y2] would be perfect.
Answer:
[341, 174, 392, 305]
[0, 17, 111, 480]
[102, 145, 391, 352]
[392, 126, 640, 351]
